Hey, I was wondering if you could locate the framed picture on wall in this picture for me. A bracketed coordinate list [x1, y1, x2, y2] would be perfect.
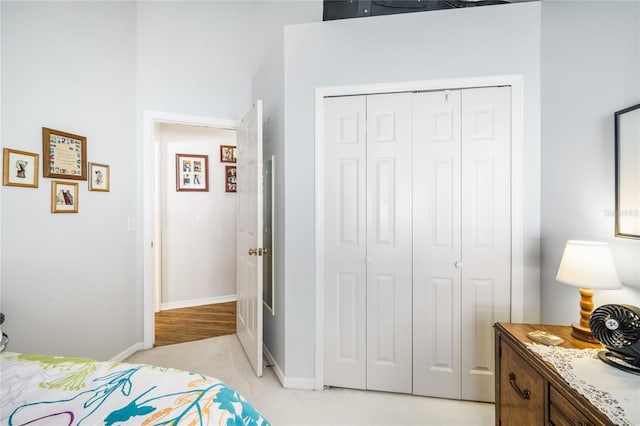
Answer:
[176, 153, 209, 192]
[42, 127, 87, 180]
[88, 162, 110, 192]
[51, 180, 78, 213]
[220, 145, 236, 163]
[3, 148, 39, 188]
[225, 165, 237, 193]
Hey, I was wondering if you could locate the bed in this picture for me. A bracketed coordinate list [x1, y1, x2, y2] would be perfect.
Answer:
[0, 351, 270, 425]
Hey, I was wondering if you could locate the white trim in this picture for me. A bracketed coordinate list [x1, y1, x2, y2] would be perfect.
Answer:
[509, 80, 525, 323]
[263, 343, 285, 386]
[110, 342, 144, 362]
[281, 376, 316, 390]
[314, 91, 326, 391]
[143, 111, 239, 349]
[159, 295, 238, 311]
[263, 343, 315, 390]
[314, 74, 526, 390]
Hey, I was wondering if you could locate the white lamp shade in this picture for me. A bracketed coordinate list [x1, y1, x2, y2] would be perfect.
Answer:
[556, 240, 622, 289]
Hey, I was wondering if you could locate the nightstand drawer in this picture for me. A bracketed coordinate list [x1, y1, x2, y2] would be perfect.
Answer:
[495, 324, 614, 426]
[549, 385, 594, 426]
[499, 339, 545, 425]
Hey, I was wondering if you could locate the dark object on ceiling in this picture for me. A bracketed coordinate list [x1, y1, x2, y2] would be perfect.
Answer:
[323, 0, 511, 21]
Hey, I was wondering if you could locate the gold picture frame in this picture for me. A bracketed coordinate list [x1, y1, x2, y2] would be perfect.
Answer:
[176, 153, 209, 192]
[43, 127, 87, 180]
[51, 180, 79, 213]
[88, 162, 110, 192]
[3, 148, 39, 188]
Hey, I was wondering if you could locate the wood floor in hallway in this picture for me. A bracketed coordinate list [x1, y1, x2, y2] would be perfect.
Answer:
[154, 301, 236, 347]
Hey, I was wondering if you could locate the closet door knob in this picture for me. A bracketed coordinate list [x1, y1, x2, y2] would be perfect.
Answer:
[454, 261, 462, 269]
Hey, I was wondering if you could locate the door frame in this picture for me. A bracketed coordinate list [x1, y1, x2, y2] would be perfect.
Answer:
[314, 75, 527, 390]
[142, 110, 239, 349]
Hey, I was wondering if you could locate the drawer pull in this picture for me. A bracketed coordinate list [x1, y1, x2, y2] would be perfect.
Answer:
[508, 372, 531, 400]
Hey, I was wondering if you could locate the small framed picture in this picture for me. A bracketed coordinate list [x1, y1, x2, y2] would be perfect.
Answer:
[88, 162, 110, 192]
[220, 145, 236, 163]
[225, 165, 237, 193]
[3, 148, 39, 188]
[176, 153, 208, 192]
[42, 127, 87, 180]
[51, 181, 79, 213]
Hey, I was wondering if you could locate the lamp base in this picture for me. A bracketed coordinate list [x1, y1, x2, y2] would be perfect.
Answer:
[571, 323, 600, 343]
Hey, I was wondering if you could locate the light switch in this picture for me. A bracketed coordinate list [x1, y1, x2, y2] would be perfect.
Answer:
[196, 214, 204, 224]
[127, 217, 136, 231]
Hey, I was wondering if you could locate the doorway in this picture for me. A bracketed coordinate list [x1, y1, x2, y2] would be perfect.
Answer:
[143, 111, 239, 349]
[154, 302, 236, 346]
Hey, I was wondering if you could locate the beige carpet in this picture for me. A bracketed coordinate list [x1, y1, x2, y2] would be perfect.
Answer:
[126, 334, 494, 426]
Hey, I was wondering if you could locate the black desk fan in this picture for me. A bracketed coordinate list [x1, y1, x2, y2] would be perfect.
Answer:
[589, 304, 640, 375]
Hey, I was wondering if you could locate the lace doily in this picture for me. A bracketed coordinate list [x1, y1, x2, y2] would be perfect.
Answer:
[526, 343, 640, 426]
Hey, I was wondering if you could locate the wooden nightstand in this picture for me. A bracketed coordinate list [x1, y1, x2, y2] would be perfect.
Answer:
[494, 322, 614, 426]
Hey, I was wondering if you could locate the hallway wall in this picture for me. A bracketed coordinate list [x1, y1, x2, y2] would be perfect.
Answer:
[157, 123, 237, 309]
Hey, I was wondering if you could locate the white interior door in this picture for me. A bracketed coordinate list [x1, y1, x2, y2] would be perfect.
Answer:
[413, 90, 463, 399]
[324, 87, 510, 400]
[324, 93, 413, 393]
[236, 100, 264, 378]
[460, 86, 511, 401]
[365, 93, 413, 394]
[323, 95, 367, 390]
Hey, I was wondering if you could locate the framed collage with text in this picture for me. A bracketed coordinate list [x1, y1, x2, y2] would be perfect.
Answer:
[42, 127, 87, 180]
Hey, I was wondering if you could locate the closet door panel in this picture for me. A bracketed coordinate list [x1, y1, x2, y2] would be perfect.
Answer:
[413, 90, 462, 398]
[324, 96, 367, 390]
[366, 93, 413, 393]
[461, 86, 512, 402]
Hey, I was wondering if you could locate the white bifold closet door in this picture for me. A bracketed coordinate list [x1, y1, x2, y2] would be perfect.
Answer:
[413, 86, 511, 402]
[324, 93, 413, 393]
[324, 86, 511, 401]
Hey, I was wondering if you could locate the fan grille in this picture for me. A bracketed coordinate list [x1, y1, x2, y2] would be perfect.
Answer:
[590, 304, 640, 347]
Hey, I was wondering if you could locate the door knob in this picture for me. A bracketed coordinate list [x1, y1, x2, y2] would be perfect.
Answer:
[248, 247, 269, 256]
[454, 261, 462, 269]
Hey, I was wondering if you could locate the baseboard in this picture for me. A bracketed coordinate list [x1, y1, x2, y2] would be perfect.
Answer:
[159, 295, 237, 311]
[263, 344, 315, 390]
[110, 342, 144, 362]
[281, 376, 316, 390]
[263, 344, 285, 386]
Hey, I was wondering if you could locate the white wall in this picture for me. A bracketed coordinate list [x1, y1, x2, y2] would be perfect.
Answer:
[157, 123, 237, 308]
[540, 1, 640, 325]
[281, 2, 542, 380]
[136, 1, 322, 121]
[1, 1, 321, 360]
[1, 1, 137, 359]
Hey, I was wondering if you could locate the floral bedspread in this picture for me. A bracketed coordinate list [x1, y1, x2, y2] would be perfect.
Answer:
[0, 352, 270, 425]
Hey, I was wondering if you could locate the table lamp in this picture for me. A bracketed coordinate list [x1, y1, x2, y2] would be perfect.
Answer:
[555, 240, 622, 343]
